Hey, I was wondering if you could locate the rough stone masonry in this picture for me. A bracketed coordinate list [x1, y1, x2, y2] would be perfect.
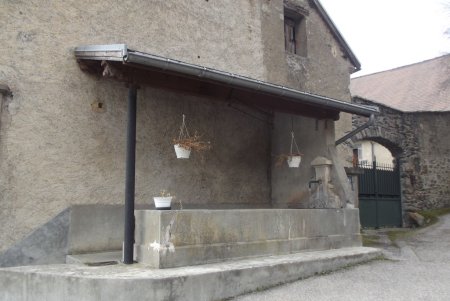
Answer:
[352, 97, 450, 212]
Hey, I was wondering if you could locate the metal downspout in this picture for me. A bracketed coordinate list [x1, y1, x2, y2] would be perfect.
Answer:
[123, 86, 137, 264]
[335, 114, 375, 146]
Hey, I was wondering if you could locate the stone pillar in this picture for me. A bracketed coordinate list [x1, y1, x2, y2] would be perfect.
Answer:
[344, 167, 364, 208]
[309, 156, 341, 208]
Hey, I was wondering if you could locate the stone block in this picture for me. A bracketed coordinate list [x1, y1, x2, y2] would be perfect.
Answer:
[134, 208, 362, 268]
[408, 212, 425, 227]
[68, 205, 124, 254]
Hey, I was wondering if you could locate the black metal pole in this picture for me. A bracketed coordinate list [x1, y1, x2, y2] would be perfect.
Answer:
[123, 86, 137, 264]
[395, 158, 403, 227]
[373, 160, 379, 229]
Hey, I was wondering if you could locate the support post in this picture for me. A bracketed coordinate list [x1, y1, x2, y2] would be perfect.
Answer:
[373, 161, 379, 229]
[123, 86, 137, 264]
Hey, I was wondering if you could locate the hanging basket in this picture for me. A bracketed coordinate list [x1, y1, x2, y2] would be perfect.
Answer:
[173, 114, 192, 159]
[287, 131, 302, 168]
[174, 144, 191, 159]
[173, 114, 211, 158]
[153, 196, 172, 210]
[287, 155, 302, 168]
[275, 129, 303, 168]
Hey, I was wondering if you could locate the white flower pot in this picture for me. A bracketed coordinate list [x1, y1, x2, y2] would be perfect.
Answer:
[287, 155, 302, 168]
[174, 144, 191, 159]
[153, 196, 172, 210]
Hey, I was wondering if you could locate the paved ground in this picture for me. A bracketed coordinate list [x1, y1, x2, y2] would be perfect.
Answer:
[231, 214, 450, 301]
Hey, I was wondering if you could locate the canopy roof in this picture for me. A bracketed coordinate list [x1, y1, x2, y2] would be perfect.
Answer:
[75, 44, 377, 120]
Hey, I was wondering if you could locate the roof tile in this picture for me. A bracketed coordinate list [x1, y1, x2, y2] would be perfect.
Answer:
[350, 54, 450, 112]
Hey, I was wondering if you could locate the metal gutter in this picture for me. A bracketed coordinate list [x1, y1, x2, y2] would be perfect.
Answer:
[74, 44, 127, 62]
[75, 44, 377, 117]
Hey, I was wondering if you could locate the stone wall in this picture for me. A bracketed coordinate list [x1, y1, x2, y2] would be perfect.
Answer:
[260, 0, 356, 207]
[260, 0, 355, 167]
[0, 0, 356, 252]
[414, 113, 450, 209]
[352, 97, 450, 211]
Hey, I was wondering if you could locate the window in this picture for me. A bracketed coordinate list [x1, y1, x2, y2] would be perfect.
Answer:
[284, 17, 297, 54]
[356, 145, 363, 159]
[284, 7, 308, 56]
[352, 144, 363, 167]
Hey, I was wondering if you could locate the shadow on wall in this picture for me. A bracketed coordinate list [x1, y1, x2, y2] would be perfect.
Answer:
[0, 205, 124, 268]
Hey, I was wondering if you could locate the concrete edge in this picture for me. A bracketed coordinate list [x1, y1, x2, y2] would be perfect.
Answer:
[136, 234, 362, 268]
[0, 208, 70, 267]
[66, 251, 122, 265]
[0, 247, 381, 301]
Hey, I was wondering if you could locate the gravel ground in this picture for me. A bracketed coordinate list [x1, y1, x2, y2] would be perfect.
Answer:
[231, 214, 450, 301]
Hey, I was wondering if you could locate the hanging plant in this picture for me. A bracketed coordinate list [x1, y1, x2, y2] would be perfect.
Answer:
[173, 114, 211, 159]
[287, 131, 302, 168]
[275, 132, 303, 168]
[275, 118, 303, 168]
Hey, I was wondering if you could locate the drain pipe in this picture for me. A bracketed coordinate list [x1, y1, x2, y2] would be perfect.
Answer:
[335, 114, 375, 146]
[123, 86, 137, 264]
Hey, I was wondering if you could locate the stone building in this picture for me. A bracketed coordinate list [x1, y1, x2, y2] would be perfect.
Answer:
[351, 55, 450, 212]
[354, 140, 394, 166]
[0, 0, 376, 267]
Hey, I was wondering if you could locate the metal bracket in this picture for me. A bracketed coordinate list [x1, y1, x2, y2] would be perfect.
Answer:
[335, 114, 375, 146]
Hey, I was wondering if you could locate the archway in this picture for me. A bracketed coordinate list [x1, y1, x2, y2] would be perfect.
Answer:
[351, 134, 404, 228]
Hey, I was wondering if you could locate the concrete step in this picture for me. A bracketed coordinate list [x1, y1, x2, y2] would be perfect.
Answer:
[66, 251, 122, 266]
[0, 247, 381, 301]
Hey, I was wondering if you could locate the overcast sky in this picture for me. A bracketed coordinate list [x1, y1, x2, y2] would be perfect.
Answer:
[320, 0, 450, 77]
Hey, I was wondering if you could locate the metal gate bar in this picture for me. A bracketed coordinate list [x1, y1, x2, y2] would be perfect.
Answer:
[358, 161, 402, 228]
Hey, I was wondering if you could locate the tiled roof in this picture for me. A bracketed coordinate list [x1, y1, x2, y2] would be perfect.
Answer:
[350, 54, 450, 112]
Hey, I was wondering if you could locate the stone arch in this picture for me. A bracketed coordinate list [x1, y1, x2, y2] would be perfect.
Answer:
[351, 97, 433, 223]
[350, 115, 406, 227]
[351, 97, 408, 161]
[351, 134, 403, 160]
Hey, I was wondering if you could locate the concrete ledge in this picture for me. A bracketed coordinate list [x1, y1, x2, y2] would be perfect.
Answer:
[0, 247, 381, 301]
[68, 205, 124, 254]
[0, 205, 124, 268]
[136, 234, 362, 268]
[66, 251, 122, 265]
[0, 208, 70, 268]
[135, 208, 362, 268]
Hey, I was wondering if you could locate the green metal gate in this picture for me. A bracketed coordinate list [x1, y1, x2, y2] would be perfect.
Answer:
[358, 161, 402, 228]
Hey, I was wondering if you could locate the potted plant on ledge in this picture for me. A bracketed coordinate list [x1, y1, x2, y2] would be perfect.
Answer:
[153, 190, 174, 210]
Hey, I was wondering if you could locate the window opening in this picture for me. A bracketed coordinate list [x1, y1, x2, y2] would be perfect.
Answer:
[284, 17, 297, 54]
[284, 8, 307, 56]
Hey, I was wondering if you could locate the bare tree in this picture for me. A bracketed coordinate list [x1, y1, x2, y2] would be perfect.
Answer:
[444, 0, 450, 38]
